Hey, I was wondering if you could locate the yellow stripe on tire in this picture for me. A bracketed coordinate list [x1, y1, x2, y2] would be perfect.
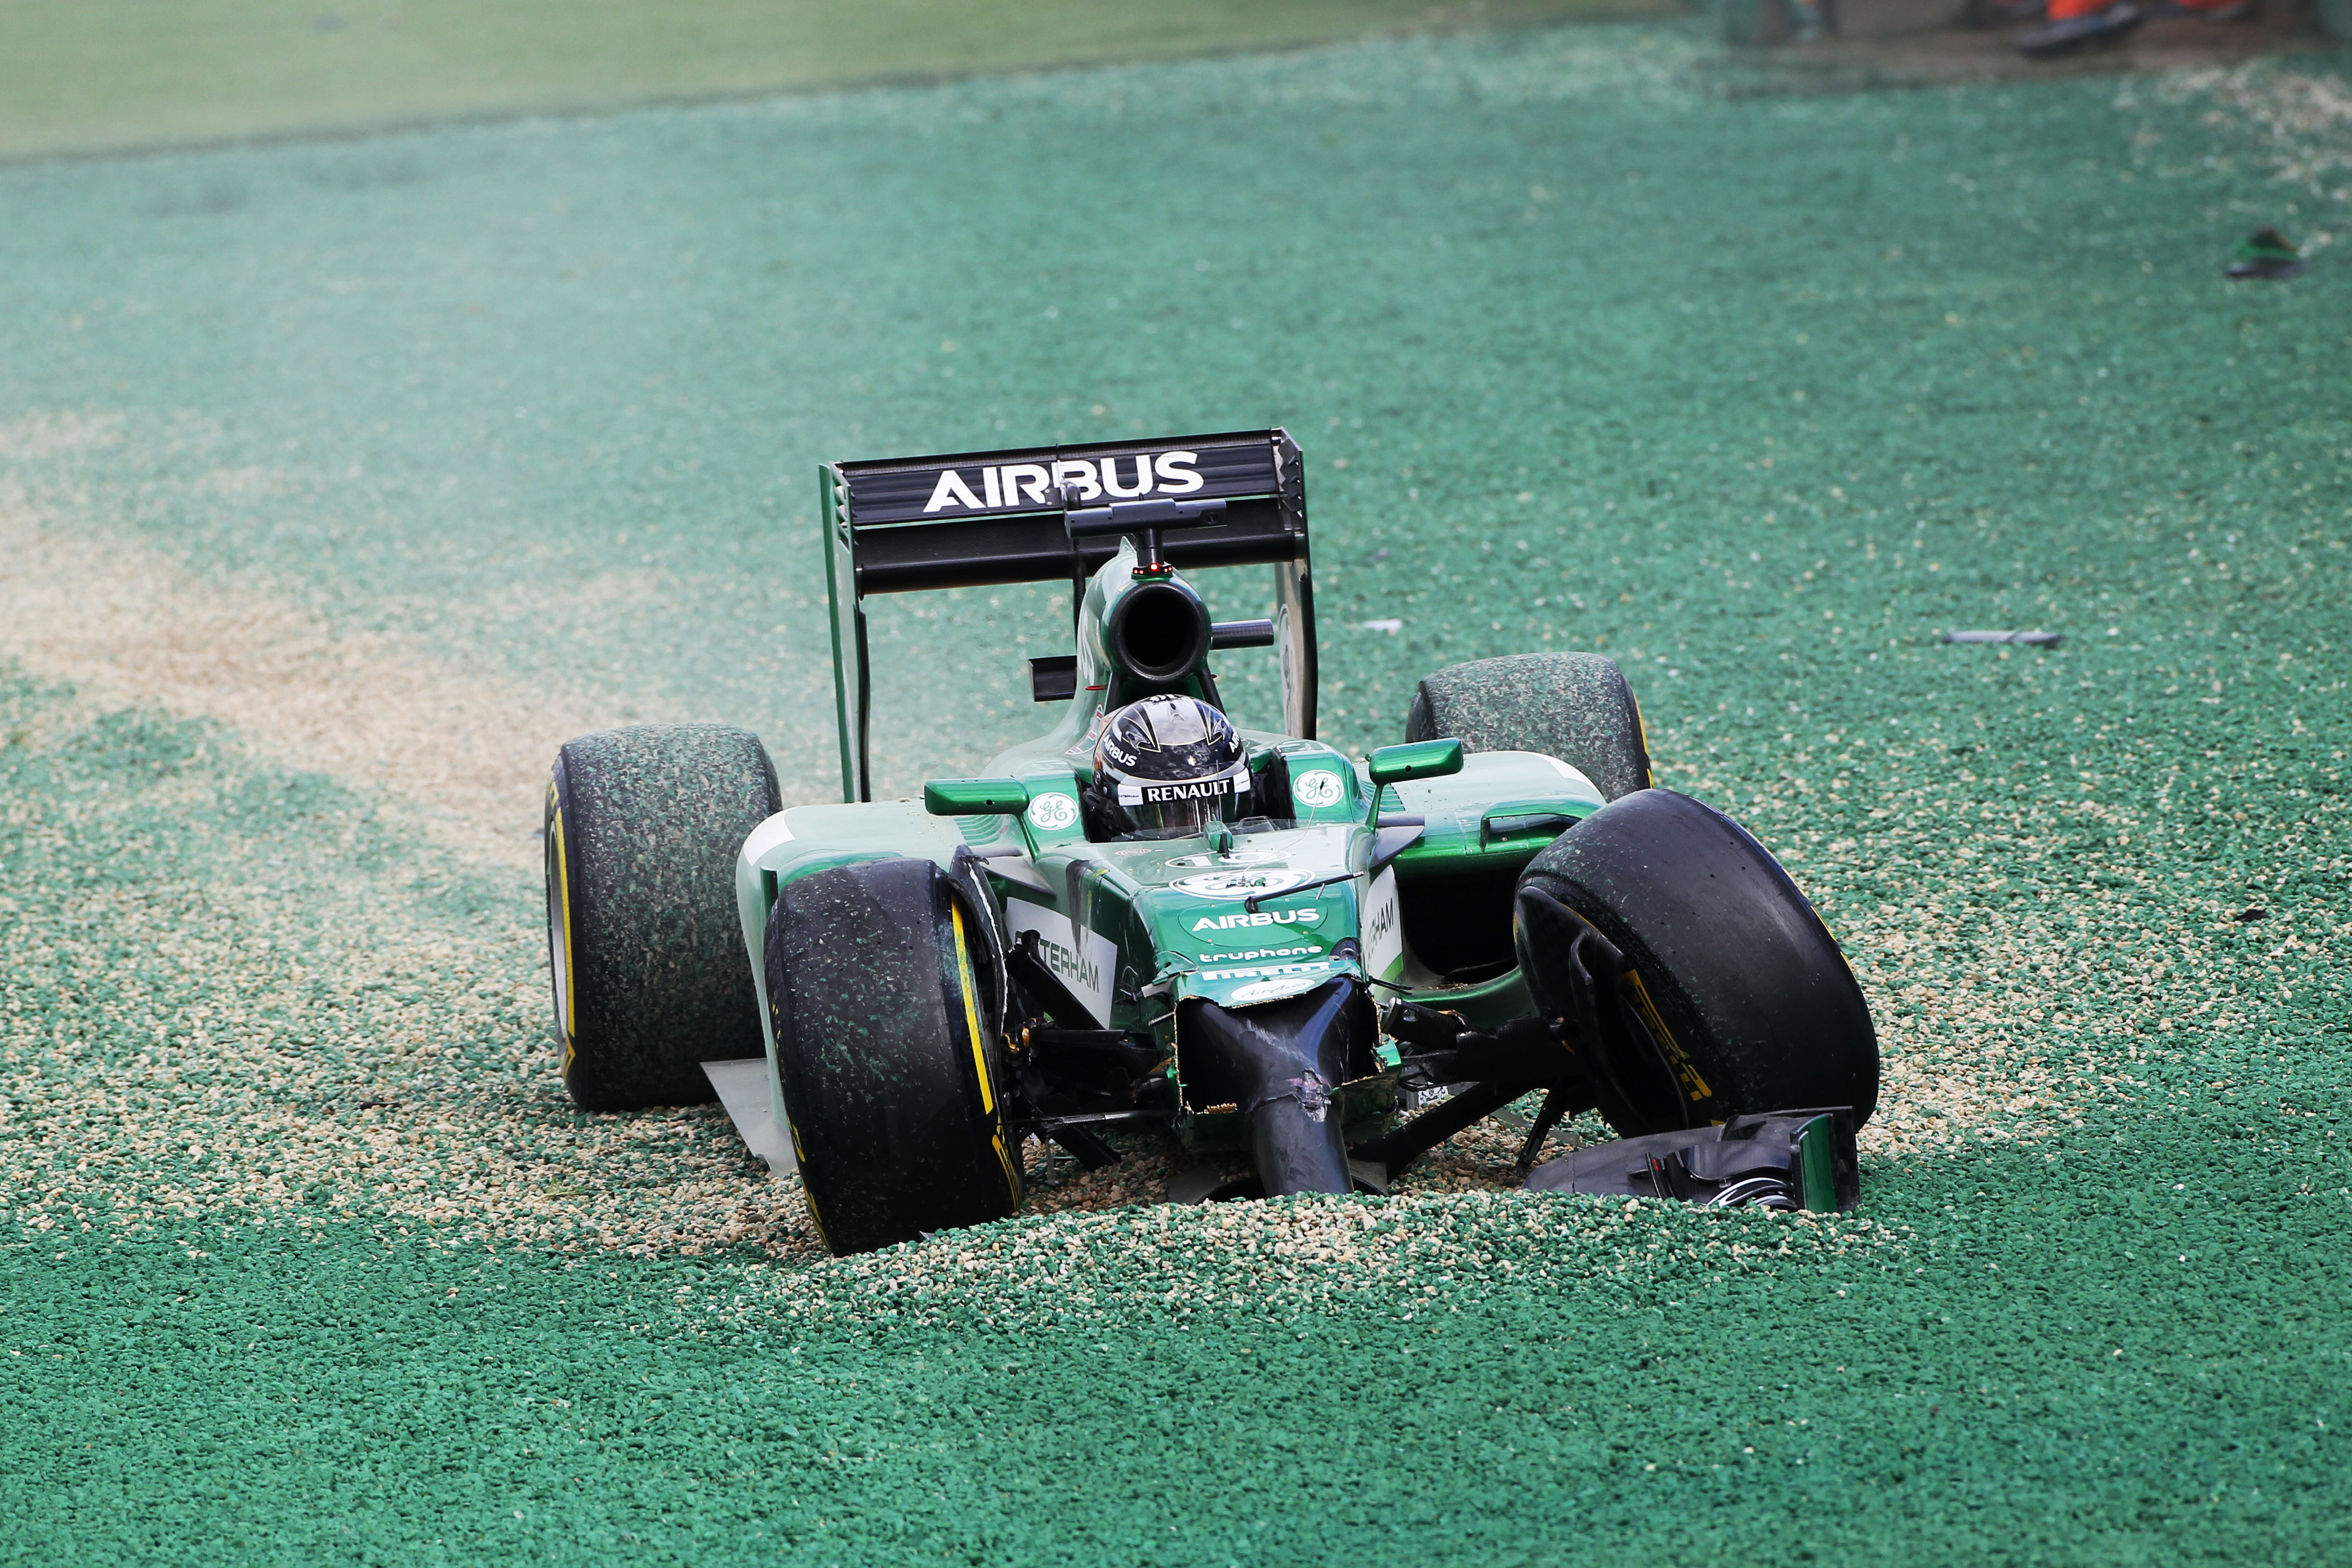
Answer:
[948, 901, 1023, 1204]
[548, 783, 578, 1074]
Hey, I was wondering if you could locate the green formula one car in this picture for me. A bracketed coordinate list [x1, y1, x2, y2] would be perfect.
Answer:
[544, 430, 1879, 1255]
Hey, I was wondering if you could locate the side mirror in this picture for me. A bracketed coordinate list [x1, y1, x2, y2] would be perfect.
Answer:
[1366, 737, 1464, 788]
[922, 778, 1029, 816]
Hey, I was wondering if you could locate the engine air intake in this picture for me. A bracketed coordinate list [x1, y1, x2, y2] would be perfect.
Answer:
[1106, 578, 1212, 684]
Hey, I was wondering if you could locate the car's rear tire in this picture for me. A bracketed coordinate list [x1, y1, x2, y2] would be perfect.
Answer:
[1514, 788, 1878, 1135]
[545, 724, 781, 1112]
[765, 857, 1023, 1256]
[1406, 651, 1651, 801]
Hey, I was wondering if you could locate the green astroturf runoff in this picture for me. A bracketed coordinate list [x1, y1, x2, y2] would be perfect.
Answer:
[3, 20, 2351, 1563]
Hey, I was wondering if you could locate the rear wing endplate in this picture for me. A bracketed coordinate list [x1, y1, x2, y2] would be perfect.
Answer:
[820, 429, 1314, 802]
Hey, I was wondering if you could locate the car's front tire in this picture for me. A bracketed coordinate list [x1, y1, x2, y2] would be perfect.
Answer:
[545, 724, 780, 1112]
[1514, 788, 1878, 1136]
[765, 857, 1023, 1256]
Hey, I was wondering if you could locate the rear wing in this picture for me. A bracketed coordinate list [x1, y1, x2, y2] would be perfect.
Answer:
[821, 429, 1314, 802]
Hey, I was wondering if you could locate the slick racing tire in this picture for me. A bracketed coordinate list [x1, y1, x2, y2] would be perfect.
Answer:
[1515, 789, 1877, 1137]
[545, 724, 781, 1112]
[765, 857, 1023, 1257]
[1406, 652, 1651, 802]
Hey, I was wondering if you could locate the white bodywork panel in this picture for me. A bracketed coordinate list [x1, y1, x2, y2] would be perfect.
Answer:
[702, 1057, 796, 1176]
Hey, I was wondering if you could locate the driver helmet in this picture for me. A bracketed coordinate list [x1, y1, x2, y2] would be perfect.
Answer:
[1091, 694, 1250, 838]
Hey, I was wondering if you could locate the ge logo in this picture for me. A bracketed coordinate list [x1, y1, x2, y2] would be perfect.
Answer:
[1026, 793, 1079, 832]
[1292, 770, 1343, 809]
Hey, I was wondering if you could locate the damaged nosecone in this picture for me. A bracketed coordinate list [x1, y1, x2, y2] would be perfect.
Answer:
[1179, 979, 1374, 1196]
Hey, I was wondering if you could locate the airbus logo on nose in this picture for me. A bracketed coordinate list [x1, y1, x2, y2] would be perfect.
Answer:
[924, 451, 1204, 513]
[1191, 909, 1317, 932]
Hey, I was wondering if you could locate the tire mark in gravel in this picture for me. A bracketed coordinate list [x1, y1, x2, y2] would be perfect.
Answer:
[0, 413, 615, 873]
[0, 669, 829, 1260]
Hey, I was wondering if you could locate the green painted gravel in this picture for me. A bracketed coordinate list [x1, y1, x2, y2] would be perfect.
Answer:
[4, 22, 2352, 1562]
[7, 1174, 2343, 1562]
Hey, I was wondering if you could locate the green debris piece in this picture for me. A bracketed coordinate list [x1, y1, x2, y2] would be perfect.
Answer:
[2228, 227, 2306, 280]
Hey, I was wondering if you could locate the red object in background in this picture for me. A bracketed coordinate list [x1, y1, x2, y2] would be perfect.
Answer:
[2049, 0, 2245, 19]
